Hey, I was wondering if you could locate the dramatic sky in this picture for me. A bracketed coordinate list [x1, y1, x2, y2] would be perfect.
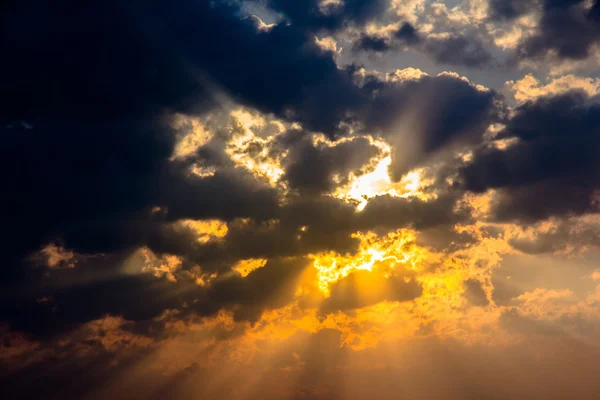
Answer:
[3, 1, 600, 399]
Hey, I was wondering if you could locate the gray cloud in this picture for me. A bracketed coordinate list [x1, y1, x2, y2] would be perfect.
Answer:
[458, 90, 600, 222]
[353, 23, 494, 68]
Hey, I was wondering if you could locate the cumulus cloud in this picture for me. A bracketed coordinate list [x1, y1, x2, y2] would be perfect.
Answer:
[511, 0, 600, 62]
[3, 1, 600, 399]
[486, 0, 537, 21]
[360, 72, 504, 179]
[506, 73, 600, 102]
[458, 90, 600, 222]
[353, 22, 494, 68]
[252, 0, 390, 31]
[283, 136, 381, 193]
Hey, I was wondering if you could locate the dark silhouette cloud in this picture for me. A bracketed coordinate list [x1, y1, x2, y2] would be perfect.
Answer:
[487, 0, 537, 21]
[256, 0, 389, 31]
[464, 279, 489, 307]
[353, 22, 420, 52]
[1, 251, 309, 339]
[394, 22, 421, 44]
[0, 0, 369, 339]
[361, 73, 504, 179]
[356, 194, 469, 232]
[1, 0, 368, 133]
[0, 0, 506, 345]
[459, 90, 600, 222]
[354, 34, 394, 52]
[353, 23, 493, 68]
[0, 0, 371, 279]
[423, 35, 493, 68]
[284, 137, 381, 193]
[506, 0, 600, 61]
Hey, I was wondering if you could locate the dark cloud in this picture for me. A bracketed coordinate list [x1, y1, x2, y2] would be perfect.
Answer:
[357, 194, 469, 232]
[353, 0, 599, 66]
[491, 275, 524, 306]
[463, 279, 489, 306]
[361, 73, 503, 179]
[354, 34, 393, 52]
[0, 0, 369, 278]
[1, 0, 368, 135]
[415, 226, 479, 252]
[144, 194, 356, 270]
[181, 193, 470, 269]
[508, 220, 600, 254]
[458, 90, 600, 222]
[159, 166, 280, 222]
[203, 257, 310, 322]
[394, 22, 421, 44]
[353, 22, 420, 52]
[513, 0, 600, 61]
[487, 0, 537, 21]
[424, 35, 493, 68]
[0, 117, 174, 281]
[353, 23, 492, 68]
[257, 0, 389, 31]
[0, 0, 505, 345]
[0, 180, 475, 338]
[0, 251, 309, 339]
[284, 137, 381, 193]
[1, 258, 190, 338]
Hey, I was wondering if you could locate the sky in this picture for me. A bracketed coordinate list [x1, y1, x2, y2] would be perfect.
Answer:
[2, 0, 600, 399]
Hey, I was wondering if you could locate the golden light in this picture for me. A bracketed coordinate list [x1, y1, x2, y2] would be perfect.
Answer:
[179, 219, 228, 243]
[330, 137, 436, 210]
[226, 109, 286, 186]
[311, 229, 427, 294]
[171, 114, 213, 159]
[232, 258, 268, 277]
[38, 243, 76, 269]
[137, 248, 183, 282]
[190, 164, 217, 177]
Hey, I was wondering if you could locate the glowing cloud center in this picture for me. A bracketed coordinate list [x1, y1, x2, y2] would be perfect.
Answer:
[311, 229, 425, 294]
[331, 138, 434, 210]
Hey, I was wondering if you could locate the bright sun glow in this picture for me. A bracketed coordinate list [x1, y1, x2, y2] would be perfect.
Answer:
[215, 112, 437, 211]
[311, 229, 427, 294]
[331, 138, 436, 210]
